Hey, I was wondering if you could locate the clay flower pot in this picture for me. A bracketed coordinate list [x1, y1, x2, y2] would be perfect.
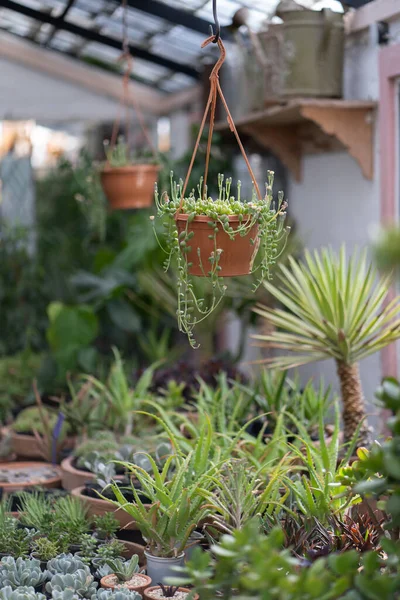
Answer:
[101, 573, 152, 595]
[0, 462, 61, 492]
[71, 486, 143, 530]
[176, 214, 259, 277]
[144, 586, 199, 600]
[101, 164, 160, 210]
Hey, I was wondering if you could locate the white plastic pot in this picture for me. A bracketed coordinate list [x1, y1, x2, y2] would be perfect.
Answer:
[144, 550, 185, 585]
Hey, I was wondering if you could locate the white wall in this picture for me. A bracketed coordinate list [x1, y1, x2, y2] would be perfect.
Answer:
[274, 15, 400, 423]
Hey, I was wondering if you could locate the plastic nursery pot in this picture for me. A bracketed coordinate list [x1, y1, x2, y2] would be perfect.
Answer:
[176, 214, 260, 277]
[100, 164, 160, 210]
[144, 551, 185, 585]
[184, 531, 204, 562]
[100, 573, 152, 595]
[144, 586, 199, 600]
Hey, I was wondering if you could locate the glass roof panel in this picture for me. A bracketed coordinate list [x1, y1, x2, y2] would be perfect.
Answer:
[0, 0, 338, 93]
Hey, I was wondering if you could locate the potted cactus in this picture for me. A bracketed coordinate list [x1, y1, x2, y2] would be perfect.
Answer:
[154, 171, 287, 347]
[100, 556, 151, 594]
[101, 138, 160, 210]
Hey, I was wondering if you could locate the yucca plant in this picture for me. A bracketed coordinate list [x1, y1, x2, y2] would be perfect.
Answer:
[252, 246, 400, 445]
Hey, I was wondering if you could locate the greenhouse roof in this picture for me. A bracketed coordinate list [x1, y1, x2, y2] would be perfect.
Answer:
[0, 0, 364, 93]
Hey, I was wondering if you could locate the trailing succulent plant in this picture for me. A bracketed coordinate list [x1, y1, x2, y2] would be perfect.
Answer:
[0, 558, 48, 589]
[153, 171, 288, 347]
[46, 570, 98, 600]
[46, 554, 87, 576]
[0, 587, 46, 600]
[104, 556, 141, 583]
[97, 590, 142, 600]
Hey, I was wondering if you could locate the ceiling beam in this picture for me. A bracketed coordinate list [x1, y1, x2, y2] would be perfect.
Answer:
[44, 0, 76, 45]
[126, 0, 231, 38]
[0, 0, 200, 78]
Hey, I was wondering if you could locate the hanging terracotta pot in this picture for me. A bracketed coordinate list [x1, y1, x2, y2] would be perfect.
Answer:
[101, 164, 159, 210]
[176, 214, 260, 277]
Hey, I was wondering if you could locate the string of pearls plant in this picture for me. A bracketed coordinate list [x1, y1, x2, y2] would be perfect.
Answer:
[152, 171, 288, 348]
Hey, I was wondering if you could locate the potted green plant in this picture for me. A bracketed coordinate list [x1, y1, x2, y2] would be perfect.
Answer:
[0, 557, 48, 590]
[0, 586, 46, 600]
[30, 538, 60, 569]
[252, 246, 400, 446]
[143, 585, 198, 600]
[154, 171, 287, 348]
[100, 556, 151, 594]
[101, 138, 160, 210]
[106, 450, 213, 584]
[45, 569, 98, 599]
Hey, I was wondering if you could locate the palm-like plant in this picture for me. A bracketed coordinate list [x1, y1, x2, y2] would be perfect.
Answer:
[252, 246, 400, 445]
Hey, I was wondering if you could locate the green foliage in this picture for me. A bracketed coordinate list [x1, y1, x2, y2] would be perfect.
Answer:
[93, 513, 119, 540]
[46, 302, 99, 379]
[94, 540, 125, 562]
[11, 406, 68, 436]
[154, 171, 288, 347]
[31, 538, 61, 561]
[103, 137, 159, 168]
[0, 558, 47, 589]
[0, 353, 42, 419]
[173, 520, 400, 600]
[352, 377, 400, 529]
[253, 246, 400, 368]
[0, 587, 46, 600]
[0, 226, 49, 357]
[372, 224, 400, 277]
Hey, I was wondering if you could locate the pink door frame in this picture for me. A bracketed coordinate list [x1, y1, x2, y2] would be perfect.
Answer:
[379, 42, 400, 377]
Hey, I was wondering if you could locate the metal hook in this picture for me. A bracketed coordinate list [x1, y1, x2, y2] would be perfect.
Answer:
[211, 0, 220, 43]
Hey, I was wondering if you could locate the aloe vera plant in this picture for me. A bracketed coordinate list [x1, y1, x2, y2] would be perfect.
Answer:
[107, 441, 215, 557]
[0, 558, 48, 590]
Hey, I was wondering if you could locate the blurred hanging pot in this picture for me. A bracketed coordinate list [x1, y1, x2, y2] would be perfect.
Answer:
[101, 164, 160, 210]
[258, 4, 344, 99]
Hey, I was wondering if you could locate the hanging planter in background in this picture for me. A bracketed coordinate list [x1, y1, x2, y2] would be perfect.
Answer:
[100, 0, 160, 210]
[153, 30, 289, 348]
[101, 162, 160, 210]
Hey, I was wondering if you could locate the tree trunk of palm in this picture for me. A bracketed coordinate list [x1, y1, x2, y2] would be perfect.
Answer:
[336, 360, 371, 447]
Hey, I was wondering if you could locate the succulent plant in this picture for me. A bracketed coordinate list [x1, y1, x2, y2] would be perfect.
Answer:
[46, 555, 87, 576]
[46, 570, 97, 600]
[95, 540, 125, 562]
[50, 591, 81, 600]
[31, 538, 60, 562]
[0, 586, 46, 600]
[97, 590, 142, 600]
[94, 564, 113, 579]
[0, 557, 48, 589]
[104, 557, 140, 583]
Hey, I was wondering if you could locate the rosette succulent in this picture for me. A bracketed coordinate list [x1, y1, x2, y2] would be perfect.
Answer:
[0, 587, 46, 600]
[0, 558, 48, 589]
[97, 590, 141, 600]
[46, 570, 97, 600]
[47, 555, 87, 576]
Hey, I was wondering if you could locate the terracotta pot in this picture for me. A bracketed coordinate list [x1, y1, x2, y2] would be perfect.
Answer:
[101, 164, 159, 210]
[100, 573, 151, 595]
[71, 486, 144, 530]
[0, 462, 61, 492]
[61, 456, 125, 491]
[144, 586, 199, 600]
[7, 428, 75, 461]
[176, 214, 259, 277]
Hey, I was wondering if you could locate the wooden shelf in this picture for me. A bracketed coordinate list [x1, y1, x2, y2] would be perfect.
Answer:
[216, 99, 377, 182]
